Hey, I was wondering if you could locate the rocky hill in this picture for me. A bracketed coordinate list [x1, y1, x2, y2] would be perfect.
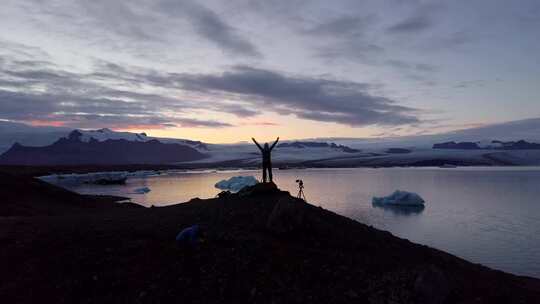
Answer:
[0, 172, 129, 216]
[1, 181, 539, 303]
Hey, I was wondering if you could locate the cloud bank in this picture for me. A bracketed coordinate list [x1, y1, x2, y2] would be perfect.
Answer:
[0, 49, 419, 129]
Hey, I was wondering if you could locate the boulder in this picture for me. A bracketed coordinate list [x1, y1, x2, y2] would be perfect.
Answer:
[217, 190, 232, 198]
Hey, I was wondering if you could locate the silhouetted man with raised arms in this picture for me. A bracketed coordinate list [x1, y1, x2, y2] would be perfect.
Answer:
[252, 137, 279, 183]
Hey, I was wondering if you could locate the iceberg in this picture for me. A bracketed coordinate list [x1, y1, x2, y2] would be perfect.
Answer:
[372, 190, 425, 206]
[215, 176, 258, 192]
[133, 187, 151, 194]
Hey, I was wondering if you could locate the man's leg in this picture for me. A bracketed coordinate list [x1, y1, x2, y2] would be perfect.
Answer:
[262, 164, 267, 183]
[268, 163, 273, 182]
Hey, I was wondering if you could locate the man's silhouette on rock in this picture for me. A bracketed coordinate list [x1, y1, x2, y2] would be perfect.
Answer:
[252, 137, 279, 183]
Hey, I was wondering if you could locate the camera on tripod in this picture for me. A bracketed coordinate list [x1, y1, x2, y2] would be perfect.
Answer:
[295, 179, 306, 200]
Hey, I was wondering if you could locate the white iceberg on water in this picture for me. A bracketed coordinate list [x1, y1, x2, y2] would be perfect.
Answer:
[215, 176, 258, 192]
[372, 190, 425, 206]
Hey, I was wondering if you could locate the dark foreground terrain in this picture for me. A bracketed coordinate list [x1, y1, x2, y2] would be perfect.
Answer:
[1, 173, 539, 303]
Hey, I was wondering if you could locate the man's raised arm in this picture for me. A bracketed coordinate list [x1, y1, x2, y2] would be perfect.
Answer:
[252, 137, 263, 151]
[270, 137, 280, 150]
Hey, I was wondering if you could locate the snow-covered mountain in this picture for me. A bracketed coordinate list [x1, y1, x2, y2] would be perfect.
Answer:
[77, 128, 150, 143]
[0, 130, 207, 165]
[0, 122, 208, 154]
[315, 118, 540, 150]
[75, 128, 209, 151]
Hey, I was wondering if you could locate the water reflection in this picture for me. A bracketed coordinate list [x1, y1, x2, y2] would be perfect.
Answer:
[371, 202, 425, 215]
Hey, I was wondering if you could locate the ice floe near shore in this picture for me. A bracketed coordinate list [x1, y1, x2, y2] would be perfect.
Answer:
[39, 171, 129, 185]
[372, 190, 425, 206]
[215, 176, 258, 192]
[38, 170, 166, 185]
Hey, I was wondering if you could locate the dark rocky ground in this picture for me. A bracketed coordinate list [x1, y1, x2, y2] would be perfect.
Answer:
[1, 173, 539, 303]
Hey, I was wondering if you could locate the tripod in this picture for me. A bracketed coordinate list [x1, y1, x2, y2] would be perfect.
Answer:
[296, 180, 306, 201]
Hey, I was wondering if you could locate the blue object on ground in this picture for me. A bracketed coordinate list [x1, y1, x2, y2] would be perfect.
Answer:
[176, 225, 200, 245]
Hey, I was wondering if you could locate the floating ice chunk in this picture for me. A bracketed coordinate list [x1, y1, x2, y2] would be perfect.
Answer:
[215, 176, 258, 192]
[127, 170, 162, 178]
[38, 171, 128, 185]
[133, 187, 151, 194]
[372, 190, 425, 206]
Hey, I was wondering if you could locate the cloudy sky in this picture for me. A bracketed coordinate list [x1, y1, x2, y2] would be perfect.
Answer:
[1, 0, 539, 142]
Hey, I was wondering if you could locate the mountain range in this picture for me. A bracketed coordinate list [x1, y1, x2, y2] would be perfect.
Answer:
[0, 130, 206, 166]
[2, 118, 540, 167]
[0, 121, 207, 154]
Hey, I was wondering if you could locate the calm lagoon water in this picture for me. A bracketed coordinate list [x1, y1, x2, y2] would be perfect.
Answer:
[57, 167, 540, 278]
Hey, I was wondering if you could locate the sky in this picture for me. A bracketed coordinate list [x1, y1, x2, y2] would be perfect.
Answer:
[0, 0, 539, 143]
